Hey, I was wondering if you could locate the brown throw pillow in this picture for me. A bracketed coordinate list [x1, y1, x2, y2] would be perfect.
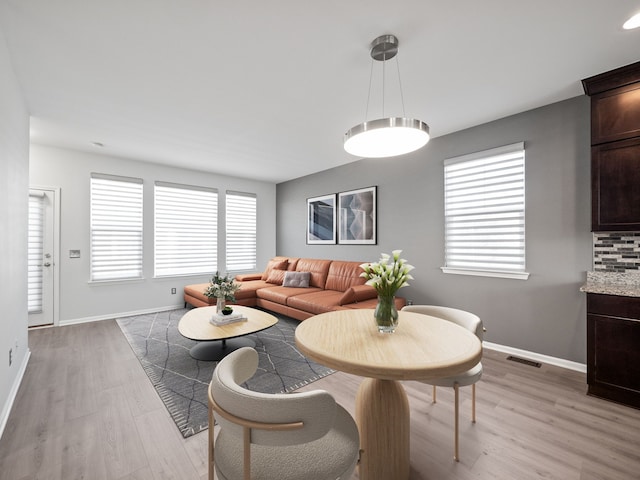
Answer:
[339, 285, 378, 305]
[261, 259, 289, 281]
[265, 269, 287, 285]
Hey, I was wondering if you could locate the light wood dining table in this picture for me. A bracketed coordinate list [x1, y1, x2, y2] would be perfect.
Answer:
[295, 309, 482, 480]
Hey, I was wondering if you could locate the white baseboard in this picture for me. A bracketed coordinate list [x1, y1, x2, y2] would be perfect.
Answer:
[0, 348, 31, 440]
[59, 304, 184, 326]
[483, 341, 586, 373]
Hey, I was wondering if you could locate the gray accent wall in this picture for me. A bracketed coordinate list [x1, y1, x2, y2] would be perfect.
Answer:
[277, 96, 592, 363]
[0, 26, 30, 434]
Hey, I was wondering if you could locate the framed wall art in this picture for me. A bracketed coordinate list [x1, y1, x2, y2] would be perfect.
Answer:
[307, 194, 336, 244]
[338, 186, 377, 244]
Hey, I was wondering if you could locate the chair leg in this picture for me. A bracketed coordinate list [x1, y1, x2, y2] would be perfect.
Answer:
[208, 406, 215, 480]
[432, 385, 437, 403]
[243, 427, 251, 480]
[454, 383, 460, 462]
[471, 383, 477, 423]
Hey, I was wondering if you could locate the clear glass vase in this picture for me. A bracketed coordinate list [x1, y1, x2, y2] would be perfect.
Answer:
[216, 296, 226, 314]
[374, 295, 398, 333]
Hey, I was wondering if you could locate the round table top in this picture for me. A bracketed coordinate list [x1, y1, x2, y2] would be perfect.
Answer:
[178, 305, 278, 341]
[295, 309, 482, 381]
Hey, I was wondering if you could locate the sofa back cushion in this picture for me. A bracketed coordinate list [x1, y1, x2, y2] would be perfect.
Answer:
[261, 258, 289, 281]
[265, 269, 287, 285]
[324, 261, 367, 292]
[294, 258, 332, 289]
[338, 285, 377, 305]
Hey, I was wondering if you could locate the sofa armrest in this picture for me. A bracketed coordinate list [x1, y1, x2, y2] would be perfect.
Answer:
[235, 273, 263, 281]
[339, 284, 378, 305]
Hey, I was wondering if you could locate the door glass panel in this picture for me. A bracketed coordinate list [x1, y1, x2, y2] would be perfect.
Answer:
[28, 193, 45, 313]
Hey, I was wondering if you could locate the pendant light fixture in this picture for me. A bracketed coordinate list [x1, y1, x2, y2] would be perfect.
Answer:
[344, 34, 430, 158]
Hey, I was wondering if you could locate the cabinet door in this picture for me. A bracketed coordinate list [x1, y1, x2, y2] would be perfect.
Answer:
[591, 84, 640, 144]
[587, 313, 640, 408]
[592, 137, 640, 231]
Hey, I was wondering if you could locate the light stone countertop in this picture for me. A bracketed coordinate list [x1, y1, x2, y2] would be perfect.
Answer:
[580, 271, 640, 297]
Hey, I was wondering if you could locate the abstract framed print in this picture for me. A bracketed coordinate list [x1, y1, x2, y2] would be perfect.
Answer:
[307, 194, 336, 244]
[338, 186, 377, 244]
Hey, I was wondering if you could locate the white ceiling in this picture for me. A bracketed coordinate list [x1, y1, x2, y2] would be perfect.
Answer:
[1, 1, 639, 183]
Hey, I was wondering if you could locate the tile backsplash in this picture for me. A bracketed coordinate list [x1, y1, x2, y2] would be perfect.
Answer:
[593, 232, 640, 272]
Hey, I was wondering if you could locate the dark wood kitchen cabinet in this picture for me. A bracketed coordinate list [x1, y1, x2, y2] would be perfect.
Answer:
[583, 61, 640, 231]
[586, 293, 640, 409]
[591, 137, 640, 230]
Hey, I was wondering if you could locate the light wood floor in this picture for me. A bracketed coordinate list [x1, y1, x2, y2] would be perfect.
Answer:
[1, 319, 640, 480]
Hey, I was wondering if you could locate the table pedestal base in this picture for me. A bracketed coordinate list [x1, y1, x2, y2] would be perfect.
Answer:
[189, 337, 256, 361]
[356, 378, 410, 480]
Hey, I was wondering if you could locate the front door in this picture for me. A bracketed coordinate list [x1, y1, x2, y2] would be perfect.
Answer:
[28, 188, 56, 327]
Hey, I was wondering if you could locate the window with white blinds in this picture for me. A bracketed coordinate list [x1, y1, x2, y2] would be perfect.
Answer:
[154, 182, 218, 277]
[90, 174, 144, 281]
[442, 142, 529, 280]
[28, 193, 44, 312]
[226, 191, 257, 272]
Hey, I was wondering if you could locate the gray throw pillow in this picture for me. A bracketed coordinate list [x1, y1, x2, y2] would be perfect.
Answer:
[283, 271, 311, 288]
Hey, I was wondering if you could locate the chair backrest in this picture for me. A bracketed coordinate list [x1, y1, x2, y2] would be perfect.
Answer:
[210, 347, 337, 447]
[402, 305, 484, 341]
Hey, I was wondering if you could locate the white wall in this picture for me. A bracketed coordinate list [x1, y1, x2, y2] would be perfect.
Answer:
[30, 145, 277, 323]
[277, 96, 592, 364]
[0, 26, 30, 436]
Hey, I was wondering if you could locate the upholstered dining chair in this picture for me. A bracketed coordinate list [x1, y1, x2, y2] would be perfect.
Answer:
[208, 347, 360, 480]
[401, 305, 484, 462]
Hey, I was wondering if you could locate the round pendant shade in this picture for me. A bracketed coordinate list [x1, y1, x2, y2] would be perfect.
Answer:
[344, 117, 430, 158]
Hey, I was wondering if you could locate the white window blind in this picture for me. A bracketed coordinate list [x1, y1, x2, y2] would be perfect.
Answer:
[442, 142, 529, 280]
[90, 174, 144, 281]
[226, 191, 257, 272]
[154, 182, 218, 277]
[28, 193, 44, 312]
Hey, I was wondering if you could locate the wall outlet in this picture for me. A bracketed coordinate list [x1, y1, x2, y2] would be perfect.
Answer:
[9, 348, 12, 366]
[171, 288, 177, 294]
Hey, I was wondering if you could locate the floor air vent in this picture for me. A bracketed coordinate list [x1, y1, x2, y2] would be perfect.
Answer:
[506, 355, 542, 368]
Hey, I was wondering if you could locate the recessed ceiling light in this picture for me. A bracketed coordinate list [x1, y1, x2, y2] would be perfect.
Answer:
[623, 12, 640, 29]
[91, 141, 104, 148]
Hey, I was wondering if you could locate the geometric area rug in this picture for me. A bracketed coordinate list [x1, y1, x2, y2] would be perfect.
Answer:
[116, 308, 334, 438]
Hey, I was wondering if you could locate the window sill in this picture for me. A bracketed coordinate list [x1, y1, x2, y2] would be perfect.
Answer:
[440, 267, 530, 280]
[88, 277, 145, 286]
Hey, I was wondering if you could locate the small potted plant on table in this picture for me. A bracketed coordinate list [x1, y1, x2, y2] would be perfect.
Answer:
[203, 272, 241, 314]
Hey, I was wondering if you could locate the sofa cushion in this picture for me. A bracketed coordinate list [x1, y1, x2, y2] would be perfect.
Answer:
[235, 272, 263, 281]
[338, 284, 378, 305]
[184, 283, 211, 300]
[233, 279, 274, 300]
[261, 259, 289, 281]
[256, 285, 323, 304]
[265, 269, 287, 285]
[286, 258, 300, 271]
[294, 258, 332, 289]
[283, 271, 311, 288]
[324, 261, 367, 292]
[287, 290, 345, 315]
[342, 296, 407, 310]
[183, 280, 269, 304]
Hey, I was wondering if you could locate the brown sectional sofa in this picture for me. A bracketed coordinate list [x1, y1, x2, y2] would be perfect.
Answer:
[183, 256, 406, 321]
